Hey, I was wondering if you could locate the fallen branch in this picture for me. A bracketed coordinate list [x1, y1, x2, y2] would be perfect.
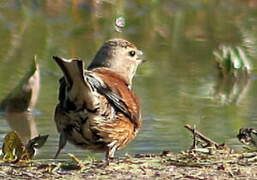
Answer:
[184, 124, 220, 148]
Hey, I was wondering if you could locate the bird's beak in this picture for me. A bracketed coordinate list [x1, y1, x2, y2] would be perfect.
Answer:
[137, 50, 146, 63]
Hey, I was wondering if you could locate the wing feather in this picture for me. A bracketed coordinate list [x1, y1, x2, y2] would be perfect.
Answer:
[86, 74, 131, 119]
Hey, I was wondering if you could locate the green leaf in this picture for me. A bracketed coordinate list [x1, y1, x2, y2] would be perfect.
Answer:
[2, 131, 25, 162]
[1, 131, 49, 162]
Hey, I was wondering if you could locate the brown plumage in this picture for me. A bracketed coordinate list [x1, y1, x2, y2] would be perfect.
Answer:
[53, 39, 143, 163]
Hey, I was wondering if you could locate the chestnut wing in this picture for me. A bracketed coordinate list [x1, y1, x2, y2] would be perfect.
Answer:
[86, 74, 131, 119]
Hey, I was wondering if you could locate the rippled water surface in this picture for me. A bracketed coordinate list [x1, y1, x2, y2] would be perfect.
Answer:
[0, 0, 257, 159]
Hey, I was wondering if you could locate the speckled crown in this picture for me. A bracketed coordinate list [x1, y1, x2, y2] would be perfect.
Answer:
[103, 39, 137, 49]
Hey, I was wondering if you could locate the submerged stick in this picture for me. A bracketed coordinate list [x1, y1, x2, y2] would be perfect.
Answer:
[184, 124, 219, 148]
[192, 125, 196, 149]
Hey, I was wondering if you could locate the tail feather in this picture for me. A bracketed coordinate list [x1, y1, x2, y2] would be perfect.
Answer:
[53, 56, 84, 86]
[53, 56, 99, 111]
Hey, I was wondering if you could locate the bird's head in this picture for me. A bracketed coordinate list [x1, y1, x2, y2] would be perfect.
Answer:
[88, 38, 144, 85]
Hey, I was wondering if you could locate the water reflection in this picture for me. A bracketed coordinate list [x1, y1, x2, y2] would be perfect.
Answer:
[213, 76, 251, 105]
[0, 59, 40, 145]
[5, 111, 38, 145]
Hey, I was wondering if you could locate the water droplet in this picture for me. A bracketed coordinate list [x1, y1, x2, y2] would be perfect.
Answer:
[115, 16, 125, 32]
[115, 16, 125, 28]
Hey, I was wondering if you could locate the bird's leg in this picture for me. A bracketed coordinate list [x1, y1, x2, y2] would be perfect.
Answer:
[54, 131, 67, 159]
[105, 149, 111, 166]
[105, 144, 117, 165]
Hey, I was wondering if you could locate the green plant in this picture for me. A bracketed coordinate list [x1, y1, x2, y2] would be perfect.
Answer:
[213, 46, 251, 80]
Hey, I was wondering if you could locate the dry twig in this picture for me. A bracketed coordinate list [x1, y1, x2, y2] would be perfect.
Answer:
[184, 124, 220, 148]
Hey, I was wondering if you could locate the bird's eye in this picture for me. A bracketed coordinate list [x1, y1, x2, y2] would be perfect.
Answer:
[129, 50, 136, 57]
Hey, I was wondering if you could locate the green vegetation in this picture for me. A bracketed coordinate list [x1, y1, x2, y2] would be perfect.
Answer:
[2, 131, 48, 162]
[214, 46, 251, 80]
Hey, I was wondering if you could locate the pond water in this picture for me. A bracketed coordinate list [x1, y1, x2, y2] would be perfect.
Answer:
[0, 0, 257, 159]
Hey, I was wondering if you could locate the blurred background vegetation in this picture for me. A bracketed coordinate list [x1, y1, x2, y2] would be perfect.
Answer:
[0, 0, 257, 159]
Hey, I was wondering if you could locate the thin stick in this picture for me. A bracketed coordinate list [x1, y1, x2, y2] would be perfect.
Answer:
[184, 124, 219, 147]
[192, 125, 196, 149]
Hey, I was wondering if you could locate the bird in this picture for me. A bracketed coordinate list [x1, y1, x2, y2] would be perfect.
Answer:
[52, 38, 143, 163]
